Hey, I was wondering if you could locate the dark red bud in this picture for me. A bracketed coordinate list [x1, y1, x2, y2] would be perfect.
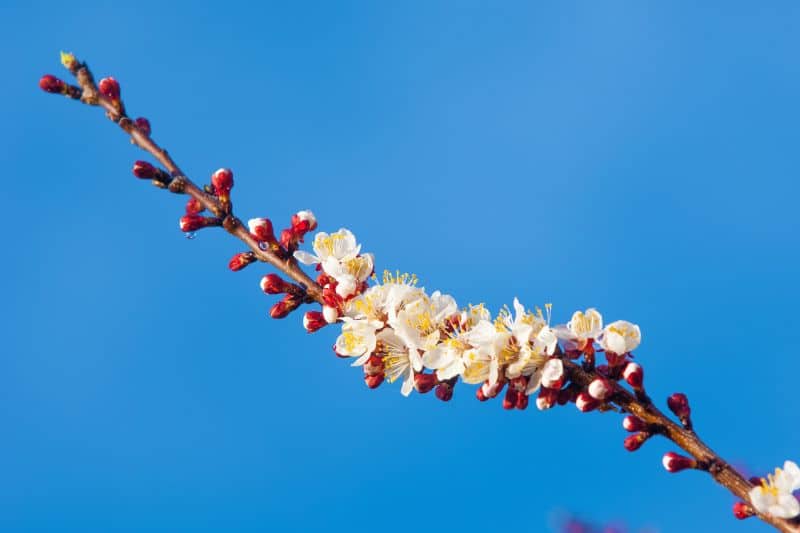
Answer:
[662, 452, 697, 473]
[303, 311, 327, 333]
[134, 117, 151, 136]
[667, 393, 691, 419]
[39, 74, 65, 94]
[179, 214, 214, 232]
[503, 386, 517, 410]
[185, 197, 204, 215]
[248, 218, 276, 243]
[260, 273, 289, 295]
[365, 373, 384, 389]
[575, 391, 599, 412]
[414, 373, 438, 394]
[280, 228, 296, 250]
[228, 252, 255, 272]
[435, 382, 454, 402]
[733, 502, 754, 520]
[133, 160, 158, 179]
[516, 391, 529, 410]
[211, 168, 234, 195]
[623, 432, 649, 452]
[98, 77, 120, 100]
[623, 362, 644, 389]
[622, 415, 646, 432]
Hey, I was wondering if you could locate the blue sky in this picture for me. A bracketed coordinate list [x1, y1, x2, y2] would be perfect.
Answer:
[2, 2, 799, 532]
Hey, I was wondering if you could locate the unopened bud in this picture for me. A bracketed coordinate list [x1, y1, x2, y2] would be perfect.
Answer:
[365, 373, 384, 389]
[477, 380, 502, 402]
[662, 452, 697, 473]
[280, 228, 296, 251]
[179, 214, 216, 232]
[228, 252, 255, 272]
[39, 74, 65, 94]
[260, 273, 289, 295]
[733, 502, 754, 520]
[557, 387, 573, 406]
[322, 305, 339, 324]
[435, 382, 454, 402]
[503, 386, 517, 410]
[536, 387, 559, 411]
[134, 117, 151, 136]
[623, 362, 644, 389]
[185, 197, 204, 215]
[211, 168, 234, 195]
[133, 160, 158, 179]
[291, 210, 318, 233]
[667, 392, 691, 419]
[303, 311, 327, 333]
[98, 77, 120, 100]
[575, 391, 599, 412]
[269, 294, 301, 319]
[248, 218, 276, 243]
[541, 358, 565, 389]
[622, 415, 646, 432]
[588, 377, 613, 400]
[516, 392, 529, 410]
[414, 373, 438, 394]
[623, 432, 649, 452]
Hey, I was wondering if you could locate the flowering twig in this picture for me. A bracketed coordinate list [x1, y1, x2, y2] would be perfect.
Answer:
[40, 54, 800, 533]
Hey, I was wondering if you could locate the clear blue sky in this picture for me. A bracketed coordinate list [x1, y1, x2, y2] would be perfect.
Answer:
[3, 2, 799, 532]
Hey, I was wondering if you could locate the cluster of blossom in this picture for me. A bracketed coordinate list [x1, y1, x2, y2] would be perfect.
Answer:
[289, 227, 642, 408]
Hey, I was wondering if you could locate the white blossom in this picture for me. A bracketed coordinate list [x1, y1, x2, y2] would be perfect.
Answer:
[599, 320, 642, 354]
[749, 461, 800, 519]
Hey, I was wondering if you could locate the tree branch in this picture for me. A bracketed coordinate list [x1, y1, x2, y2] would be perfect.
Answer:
[40, 54, 800, 533]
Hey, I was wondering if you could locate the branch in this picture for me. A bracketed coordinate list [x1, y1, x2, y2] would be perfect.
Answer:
[39, 54, 800, 533]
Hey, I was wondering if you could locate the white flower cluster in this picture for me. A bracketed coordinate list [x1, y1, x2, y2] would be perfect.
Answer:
[749, 461, 800, 519]
[295, 229, 642, 403]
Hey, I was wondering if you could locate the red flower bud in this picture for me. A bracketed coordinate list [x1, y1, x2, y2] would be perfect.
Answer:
[516, 391, 529, 410]
[269, 299, 295, 319]
[622, 415, 646, 432]
[575, 391, 599, 412]
[248, 218, 276, 243]
[280, 228, 296, 250]
[98, 77, 120, 100]
[414, 373, 438, 394]
[134, 117, 151, 136]
[662, 452, 697, 473]
[503, 386, 517, 410]
[667, 392, 691, 419]
[39, 74, 65, 94]
[536, 387, 559, 411]
[228, 252, 255, 272]
[291, 210, 317, 232]
[733, 502, 754, 520]
[623, 362, 644, 389]
[179, 214, 216, 232]
[303, 311, 327, 333]
[133, 160, 158, 179]
[260, 274, 289, 295]
[623, 432, 649, 452]
[211, 168, 234, 195]
[365, 373, 385, 389]
[557, 387, 573, 406]
[435, 382, 454, 402]
[588, 377, 612, 400]
[185, 197, 204, 215]
[322, 284, 344, 309]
